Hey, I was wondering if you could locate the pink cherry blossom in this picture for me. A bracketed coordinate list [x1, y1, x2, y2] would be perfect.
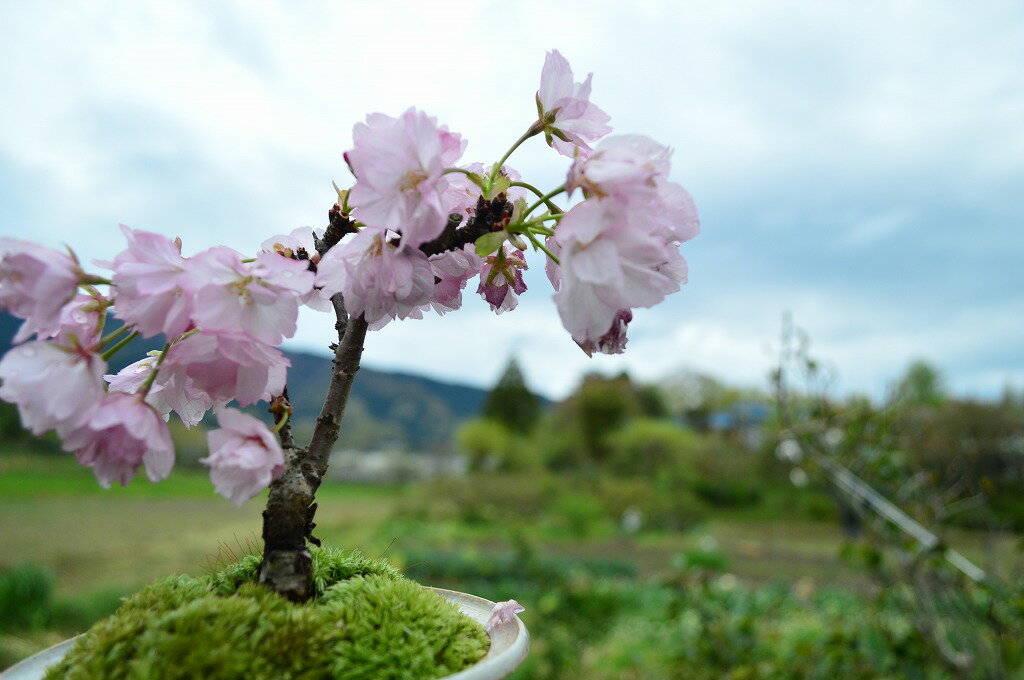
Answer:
[477, 247, 527, 314]
[553, 199, 685, 348]
[0, 238, 83, 343]
[52, 291, 109, 347]
[105, 353, 213, 427]
[261, 228, 331, 312]
[109, 225, 198, 339]
[544, 236, 562, 290]
[428, 245, 483, 315]
[0, 340, 106, 436]
[190, 247, 311, 346]
[642, 181, 701, 243]
[61, 392, 174, 487]
[485, 600, 525, 632]
[576, 309, 632, 357]
[537, 50, 611, 159]
[250, 251, 317, 297]
[159, 332, 288, 407]
[567, 134, 672, 201]
[105, 355, 167, 414]
[345, 108, 466, 248]
[202, 407, 284, 506]
[315, 228, 434, 329]
[261, 227, 322, 265]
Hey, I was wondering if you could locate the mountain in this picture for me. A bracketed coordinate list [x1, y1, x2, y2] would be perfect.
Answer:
[0, 313, 490, 450]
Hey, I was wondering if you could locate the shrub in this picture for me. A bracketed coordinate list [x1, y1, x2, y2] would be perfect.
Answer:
[456, 419, 541, 472]
[689, 438, 763, 507]
[0, 563, 54, 631]
[400, 472, 558, 524]
[549, 493, 609, 537]
[605, 418, 699, 479]
[595, 477, 706, 532]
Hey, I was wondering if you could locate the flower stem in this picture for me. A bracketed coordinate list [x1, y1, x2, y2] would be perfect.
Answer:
[509, 181, 564, 214]
[100, 331, 139, 361]
[99, 324, 131, 347]
[80, 275, 112, 286]
[489, 124, 543, 186]
[137, 342, 171, 399]
[272, 411, 290, 434]
[522, 185, 566, 221]
[525, 231, 560, 265]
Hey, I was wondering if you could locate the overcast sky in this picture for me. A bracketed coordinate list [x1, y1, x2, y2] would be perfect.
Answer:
[2, 1, 1022, 400]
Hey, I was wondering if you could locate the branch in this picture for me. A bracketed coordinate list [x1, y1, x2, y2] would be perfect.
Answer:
[307, 295, 368, 473]
[258, 296, 368, 601]
[314, 203, 358, 254]
[258, 199, 367, 601]
[418, 194, 513, 258]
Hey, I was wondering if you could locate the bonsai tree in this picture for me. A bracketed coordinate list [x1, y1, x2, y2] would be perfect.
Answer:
[0, 50, 699, 605]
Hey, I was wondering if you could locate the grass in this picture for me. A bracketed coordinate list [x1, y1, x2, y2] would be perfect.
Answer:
[3, 450, 1013, 598]
[3, 447, 1019, 671]
[0, 452, 403, 597]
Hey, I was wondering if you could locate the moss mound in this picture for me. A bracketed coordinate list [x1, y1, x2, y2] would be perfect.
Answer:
[46, 546, 489, 679]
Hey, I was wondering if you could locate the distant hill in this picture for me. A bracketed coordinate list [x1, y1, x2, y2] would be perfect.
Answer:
[0, 313, 495, 451]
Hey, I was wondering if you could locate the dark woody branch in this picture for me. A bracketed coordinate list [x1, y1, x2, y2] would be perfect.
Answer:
[258, 203, 367, 602]
[419, 194, 513, 258]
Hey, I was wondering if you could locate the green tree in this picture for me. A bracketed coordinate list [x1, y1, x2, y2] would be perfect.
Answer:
[482, 358, 541, 434]
[889, 359, 946, 408]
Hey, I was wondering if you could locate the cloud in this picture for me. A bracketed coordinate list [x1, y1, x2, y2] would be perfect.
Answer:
[1, 0, 1021, 401]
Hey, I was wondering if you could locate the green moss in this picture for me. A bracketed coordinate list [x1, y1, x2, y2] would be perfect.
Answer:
[46, 546, 489, 679]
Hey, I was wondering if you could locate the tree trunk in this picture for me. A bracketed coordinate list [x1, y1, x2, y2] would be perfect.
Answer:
[258, 294, 368, 601]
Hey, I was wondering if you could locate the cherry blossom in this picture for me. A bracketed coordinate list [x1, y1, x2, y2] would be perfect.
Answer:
[0, 238, 83, 342]
[536, 50, 611, 158]
[61, 392, 174, 487]
[345, 108, 466, 248]
[643, 181, 701, 243]
[485, 600, 525, 632]
[552, 199, 685, 349]
[261, 227, 322, 265]
[0, 49, 701, 514]
[261, 228, 331, 311]
[567, 134, 671, 201]
[109, 225, 198, 339]
[577, 309, 632, 357]
[191, 247, 311, 346]
[478, 247, 527, 314]
[202, 407, 285, 506]
[51, 292, 109, 347]
[105, 353, 213, 428]
[428, 245, 483, 315]
[315, 227, 434, 329]
[158, 332, 288, 407]
[0, 340, 106, 436]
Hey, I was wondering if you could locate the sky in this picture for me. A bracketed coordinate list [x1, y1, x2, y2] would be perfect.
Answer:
[2, 1, 1022, 400]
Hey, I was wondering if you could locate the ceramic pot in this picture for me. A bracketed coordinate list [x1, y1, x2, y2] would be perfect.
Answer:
[3, 586, 529, 680]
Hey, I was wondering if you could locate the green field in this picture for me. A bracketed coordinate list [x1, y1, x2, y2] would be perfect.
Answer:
[0, 454, 867, 597]
[2, 450, 1019, 676]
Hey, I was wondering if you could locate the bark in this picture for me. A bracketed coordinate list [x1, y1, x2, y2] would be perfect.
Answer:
[258, 293, 369, 601]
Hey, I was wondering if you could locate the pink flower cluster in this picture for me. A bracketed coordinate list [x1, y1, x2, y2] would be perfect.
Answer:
[326, 49, 697, 355]
[552, 134, 699, 355]
[0, 226, 310, 500]
[0, 48, 699, 500]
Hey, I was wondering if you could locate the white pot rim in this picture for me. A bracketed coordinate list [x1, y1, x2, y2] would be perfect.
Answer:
[428, 586, 530, 680]
[3, 586, 530, 680]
